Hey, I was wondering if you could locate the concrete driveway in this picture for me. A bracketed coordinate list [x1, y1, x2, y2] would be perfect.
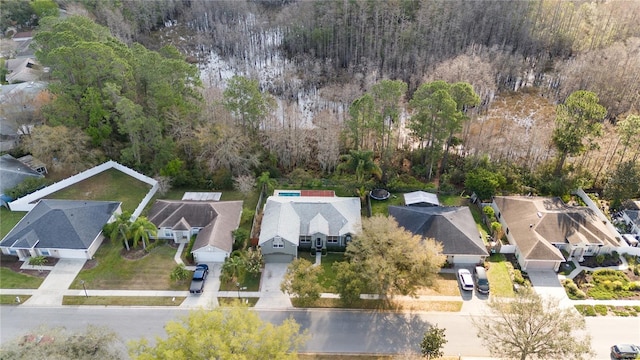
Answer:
[180, 263, 221, 309]
[527, 270, 573, 308]
[254, 263, 292, 309]
[22, 259, 86, 307]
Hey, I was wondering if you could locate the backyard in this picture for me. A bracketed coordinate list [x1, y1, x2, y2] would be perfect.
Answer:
[44, 168, 151, 213]
[0, 207, 26, 238]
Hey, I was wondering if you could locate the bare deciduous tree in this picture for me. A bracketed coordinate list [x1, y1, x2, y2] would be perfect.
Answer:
[473, 289, 593, 360]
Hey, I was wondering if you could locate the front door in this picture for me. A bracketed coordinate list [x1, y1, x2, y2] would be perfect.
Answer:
[315, 237, 322, 250]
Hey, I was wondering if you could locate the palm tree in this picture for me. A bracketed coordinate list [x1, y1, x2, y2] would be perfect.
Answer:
[129, 216, 157, 250]
[338, 150, 381, 184]
[103, 211, 133, 251]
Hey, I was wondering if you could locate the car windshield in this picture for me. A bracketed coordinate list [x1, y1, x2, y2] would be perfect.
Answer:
[194, 269, 205, 279]
[478, 279, 489, 286]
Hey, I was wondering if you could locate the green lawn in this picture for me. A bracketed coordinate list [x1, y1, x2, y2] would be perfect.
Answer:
[369, 193, 404, 216]
[62, 296, 185, 306]
[44, 168, 151, 213]
[468, 204, 490, 243]
[317, 252, 346, 291]
[70, 242, 188, 291]
[218, 297, 259, 307]
[487, 254, 515, 297]
[0, 208, 26, 238]
[439, 194, 467, 206]
[0, 295, 31, 304]
[0, 268, 44, 289]
[219, 273, 261, 292]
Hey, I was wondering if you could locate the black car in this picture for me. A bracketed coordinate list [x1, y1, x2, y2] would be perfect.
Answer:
[189, 264, 209, 294]
[611, 344, 640, 359]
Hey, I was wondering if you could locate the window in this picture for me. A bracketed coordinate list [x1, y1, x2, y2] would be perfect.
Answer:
[39, 250, 50, 256]
[327, 236, 339, 243]
[9, 249, 17, 255]
[299, 236, 311, 243]
[273, 237, 284, 248]
[164, 228, 172, 237]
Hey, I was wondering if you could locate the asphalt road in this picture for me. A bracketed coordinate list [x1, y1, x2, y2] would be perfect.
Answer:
[1, 306, 638, 358]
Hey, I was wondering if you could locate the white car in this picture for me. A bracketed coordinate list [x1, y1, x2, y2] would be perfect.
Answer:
[457, 269, 474, 291]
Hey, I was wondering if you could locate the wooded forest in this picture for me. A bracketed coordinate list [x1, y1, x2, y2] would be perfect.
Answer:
[2, 0, 640, 208]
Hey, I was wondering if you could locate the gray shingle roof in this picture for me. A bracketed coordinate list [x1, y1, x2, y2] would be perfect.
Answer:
[389, 206, 488, 256]
[0, 154, 43, 194]
[259, 196, 362, 246]
[0, 199, 120, 250]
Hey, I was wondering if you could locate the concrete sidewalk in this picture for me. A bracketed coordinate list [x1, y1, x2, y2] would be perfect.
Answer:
[21, 259, 86, 307]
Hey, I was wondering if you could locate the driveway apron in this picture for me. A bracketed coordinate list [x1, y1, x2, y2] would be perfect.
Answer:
[180, 263, 221, 309]
[254, 263, 292, 309]
[527, 270, 573, 308]
[22, 259, 86, 307]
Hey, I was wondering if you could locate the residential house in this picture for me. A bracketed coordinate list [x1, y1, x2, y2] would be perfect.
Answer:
[389, 206, 488, 265]
[622, 210, 640, 236]
[0, 154, 44, 207]
[0, 199, 121, 260]
[147, 199, 243, 262]
[403, 191, 440, 207]
[259, 193, 362, 263]
[492, 196, 621, 271]
[5, 58, 41, 84]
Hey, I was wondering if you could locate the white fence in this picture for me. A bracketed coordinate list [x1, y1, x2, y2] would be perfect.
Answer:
[498, 244, 517, 254]
[617, 246, 640, 257]
[572, 188, 625, 245]
[8, 160, 158, 214]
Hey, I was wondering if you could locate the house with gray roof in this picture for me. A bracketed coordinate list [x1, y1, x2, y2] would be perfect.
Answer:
[492, 196, 621, 271]
[0, 154, 44, 207]
[258, 194, 362, 262]
[389, 206, 488, 265]
[622, 210, 640, 236]
[0, 199, 121, 260]
[147, 200, 243, 262]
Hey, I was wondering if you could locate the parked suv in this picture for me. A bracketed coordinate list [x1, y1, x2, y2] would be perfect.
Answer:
[474, 266, 490, 294]
[189, 264, 209, 294]
[611, 344, 640, 359]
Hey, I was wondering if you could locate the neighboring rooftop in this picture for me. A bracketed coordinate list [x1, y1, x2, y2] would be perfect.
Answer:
[0, 154, 44, 195]
[389, 205, 488, 256]
[494, 196, 620, 262]
[0, 199, 120, 250]
[259, 196, 361, 246]
[404, 191, 440, 207]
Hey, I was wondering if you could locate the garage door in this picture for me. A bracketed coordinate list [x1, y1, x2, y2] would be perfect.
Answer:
[524, 260, 557, 270]
[264, 253, 294, 263]
[194, 251, 227, 263]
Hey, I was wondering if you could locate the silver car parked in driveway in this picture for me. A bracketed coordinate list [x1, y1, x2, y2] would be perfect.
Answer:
[457, 268, 474, 291]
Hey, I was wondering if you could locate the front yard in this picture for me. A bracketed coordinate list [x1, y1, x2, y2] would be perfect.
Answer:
[564, 268, 640, 300]
[486, 254, 515, 297]
[70, 241, 188, 291]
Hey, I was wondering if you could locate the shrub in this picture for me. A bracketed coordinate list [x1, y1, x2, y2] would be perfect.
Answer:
[575, 305, 596, 316]
[595, 254, 605, 265]
[594, 304, 608, 316]
[170, 264, 190, 282]
[563, 279, 587, 299]
[513, 269, 525, 285]
[185, 235, 196, 264]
